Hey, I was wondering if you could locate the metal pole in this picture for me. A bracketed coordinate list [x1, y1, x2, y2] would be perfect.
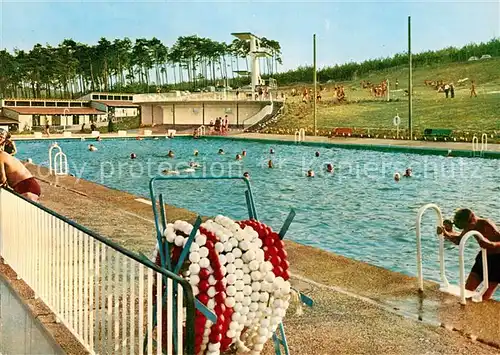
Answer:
[313, 34, 317, 136]
[408, 16, 413, 140]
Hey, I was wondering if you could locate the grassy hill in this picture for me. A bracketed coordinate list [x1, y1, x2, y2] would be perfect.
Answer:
[263, 57, 500, 140]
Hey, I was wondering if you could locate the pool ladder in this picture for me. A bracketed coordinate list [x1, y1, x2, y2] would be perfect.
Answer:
[196, 125, 206, 136]
[48, 143, 68, 175]
[294, 128, 305, 143]
[472, 133, 488, 157]
[416, 203, 489, 305]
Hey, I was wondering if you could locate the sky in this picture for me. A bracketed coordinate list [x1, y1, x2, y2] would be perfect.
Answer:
[0, 0, 499, 71]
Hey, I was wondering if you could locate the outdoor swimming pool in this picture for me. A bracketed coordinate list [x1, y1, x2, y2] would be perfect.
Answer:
[16, 137, 500, 293]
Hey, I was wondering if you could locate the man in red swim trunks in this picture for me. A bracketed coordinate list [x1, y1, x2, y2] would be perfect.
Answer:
[0, 151, 41, 202]
[437, 208, 500, 300]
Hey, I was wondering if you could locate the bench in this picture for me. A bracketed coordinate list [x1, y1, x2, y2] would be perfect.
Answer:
[331, 127, 353, 137]
[423, 128, 453, 138]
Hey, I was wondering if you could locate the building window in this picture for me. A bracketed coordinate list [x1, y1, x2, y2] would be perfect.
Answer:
[92, 95, 99, 100]
[52, 115, 61, 126]
[4, 101, 15, 106]
[46, 102, 56, 107]
[74, 115, 82, 125]
[70, 102, 81, 107]
[32, 101, 44, 107]
[113, 95, 121, 100]
[56, 102, 69, 107]
[99, 95, 106, 100]
[32, 115, 41, 127]
[16, 101, 30, 106]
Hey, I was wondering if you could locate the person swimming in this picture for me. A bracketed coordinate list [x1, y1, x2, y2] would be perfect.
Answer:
[130, 153, 137, 159]
[268, 160, 273, 168]
[242, 150, 247, 157]
[183, 168, 196, 173]
[307, 170, 315, 177]
[326, 163, 334, 173]
[167, 150, 175, 158]
[403, 168, 412, 177]
[394, 172, 401, 182]
[315, 151, 320, 157]
[243, 172, 250, 179]
[194, 150, 199, 156]
[189, 161, 201, 168]
[236, 154, 242, 161]
[88, 144, 97, 151]
[161, 169, 180, 175]
[218, 148, 225, 155]
[96, 136, 102, 142]
[269, 148, 275, 154]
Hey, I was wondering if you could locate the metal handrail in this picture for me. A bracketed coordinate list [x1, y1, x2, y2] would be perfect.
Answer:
[48, 143, 68, 175]
[458, 231, 489, 305]
[415, 203, 445, 291]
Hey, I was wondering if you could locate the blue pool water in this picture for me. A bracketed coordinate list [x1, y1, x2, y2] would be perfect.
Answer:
[16, 137, 500, 292]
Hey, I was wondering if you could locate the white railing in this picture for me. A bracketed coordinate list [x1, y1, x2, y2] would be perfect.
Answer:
[416, 203, 489, 305]
[196, 125, 206, 136]
[294, 128, 306, 143]
[48, 143, 68, 175]
[472, 134, 488, 157]
[481, 133, 488, 152]
[0, 188, 196, 354]
[458, 231, 489, 304]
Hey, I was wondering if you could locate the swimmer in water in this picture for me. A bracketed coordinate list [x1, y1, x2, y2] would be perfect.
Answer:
[403, 168, 412, 177]
[130, 153, 137, 159]
[88, 144, 97, 152]
[96, 136, 102, 142]
[167, 150, 175, 158]
[194, 150, 199, 156]
[243, 172, 250, 179]
[394, 172, 401, 182]
[447, 149, 452, 157]
[268, 160, 273, 168]
[242, 150, 247, 157]
[269, 148, 275, 154]
[161, 169, 179, 175]
[315, 151, 320, 157]
[307, 170, 315, 177]
[437, 208, 500, 300]
[183, 168, 196, 173]
[236, 154, 242, 161]
[326, 163, 334, 173]
[218, 148, 225, 155]
[189, 161, 201, 168]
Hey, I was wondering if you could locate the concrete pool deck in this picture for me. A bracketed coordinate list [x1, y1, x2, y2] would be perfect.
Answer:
[11, 130, 500, 153]
[235, 132, 500, 153]
[1, 164, 496, 354]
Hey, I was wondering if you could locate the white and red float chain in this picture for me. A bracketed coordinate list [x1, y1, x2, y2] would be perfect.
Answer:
[157, 216, 292, 355]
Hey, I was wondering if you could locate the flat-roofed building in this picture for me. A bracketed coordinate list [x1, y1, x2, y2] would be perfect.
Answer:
[79, 92, 139, 118]
[0, 98, 106, 131]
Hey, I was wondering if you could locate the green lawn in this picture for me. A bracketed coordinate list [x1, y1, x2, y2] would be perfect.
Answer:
[265, 58, 500, 139]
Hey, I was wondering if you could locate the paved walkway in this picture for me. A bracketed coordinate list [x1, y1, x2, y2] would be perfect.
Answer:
[10, 165, 498, 354]
[236, 133, 500, 152]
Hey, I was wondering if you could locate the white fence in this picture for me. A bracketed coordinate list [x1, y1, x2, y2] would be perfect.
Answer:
[0, 188, 196, 354]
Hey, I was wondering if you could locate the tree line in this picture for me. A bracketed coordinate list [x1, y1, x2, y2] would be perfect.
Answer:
[268, 38, 500, 85]
[0, 35, 282, 99]
[1, 35, 498, 99]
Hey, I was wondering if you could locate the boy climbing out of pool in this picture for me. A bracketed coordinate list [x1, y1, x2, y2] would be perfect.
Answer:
[437, 208, 500, 300]
[0, 151, 41, 202]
